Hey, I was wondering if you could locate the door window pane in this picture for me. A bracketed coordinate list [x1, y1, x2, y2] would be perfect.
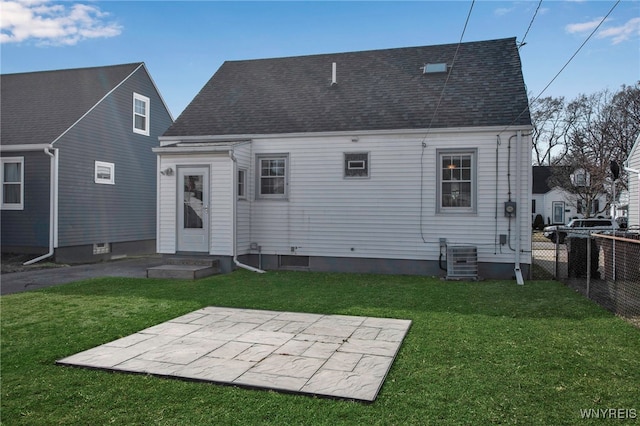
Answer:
[184, 175, 204, 228]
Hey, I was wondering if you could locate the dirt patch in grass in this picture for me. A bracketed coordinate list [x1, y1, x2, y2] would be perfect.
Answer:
[1, 253, 68, 274]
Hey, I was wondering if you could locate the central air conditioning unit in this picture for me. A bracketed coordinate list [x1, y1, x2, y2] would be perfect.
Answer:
[446, 245, 478, 280]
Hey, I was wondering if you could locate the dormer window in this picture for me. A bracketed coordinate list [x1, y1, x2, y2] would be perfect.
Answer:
[133, 93, 150, 136]
[571, 168, 590, 187]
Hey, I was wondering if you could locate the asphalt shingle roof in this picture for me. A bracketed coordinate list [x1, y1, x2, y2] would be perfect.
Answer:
[533, 166, 553, 194]
[1, 63, 142, 146]
[165, 37, 531, 137]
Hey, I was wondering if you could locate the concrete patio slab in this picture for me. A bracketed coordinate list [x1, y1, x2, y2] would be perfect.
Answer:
[57, 307, 411, 402]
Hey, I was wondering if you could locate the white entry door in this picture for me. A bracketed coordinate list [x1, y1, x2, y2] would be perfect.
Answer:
[552, 201, 565, 224]
[177, 167, 209, 252]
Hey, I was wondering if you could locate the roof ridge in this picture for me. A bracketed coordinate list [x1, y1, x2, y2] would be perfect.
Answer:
[223, 37, 518, 64]
[1, 62, 143, 77]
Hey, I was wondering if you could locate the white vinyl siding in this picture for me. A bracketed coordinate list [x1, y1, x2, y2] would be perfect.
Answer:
[1, 157, 24, 210]
[627, 139, 640, 228]
[157, 154, 234, 255]
[155, 129, 532, 268]
[242, 131, 531, 266]
[234, 144, 252, 253]
[133, 93, 150, 136]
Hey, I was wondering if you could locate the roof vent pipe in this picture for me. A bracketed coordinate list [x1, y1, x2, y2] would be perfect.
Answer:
[331, 62, 337, 85]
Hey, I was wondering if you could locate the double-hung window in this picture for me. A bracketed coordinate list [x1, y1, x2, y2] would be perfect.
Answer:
[133, 93, 150, 135]
[437, 149, 476, 213]
[1, 157, 24, 210]
[256, 154, 288, 199]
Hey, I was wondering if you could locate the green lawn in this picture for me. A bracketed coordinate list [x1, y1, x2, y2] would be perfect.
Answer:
[1, 271, 638, 425]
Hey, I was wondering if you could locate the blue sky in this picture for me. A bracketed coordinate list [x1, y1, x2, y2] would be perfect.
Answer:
[1, 1, 639, 118]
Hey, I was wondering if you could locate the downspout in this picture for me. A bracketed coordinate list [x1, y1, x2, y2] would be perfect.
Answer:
[229, 150, 265, 273]
[24, 147, 58, 265]
[514, 131, 524, 285]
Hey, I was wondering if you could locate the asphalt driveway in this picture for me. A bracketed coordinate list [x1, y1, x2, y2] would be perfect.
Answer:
[0, 256, 163, 296]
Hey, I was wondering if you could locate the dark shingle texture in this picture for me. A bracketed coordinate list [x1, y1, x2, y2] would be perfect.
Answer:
[165, 38, 530, 137]
[533, 166, 553, 194]
[1, 63, 141, 145]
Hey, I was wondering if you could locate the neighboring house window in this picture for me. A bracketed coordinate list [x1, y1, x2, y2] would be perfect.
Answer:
[437, 149, 476, 213]
[1, 157, 24, 210]
[571, 168, 590, 187]
[344, 152, 369, 178]
[578, 199, 600, 215]
[256, 154, 288, 199]
[95, 161, 115, 185]
[238, 169, 247, 199]
[133, 93, 150, 135]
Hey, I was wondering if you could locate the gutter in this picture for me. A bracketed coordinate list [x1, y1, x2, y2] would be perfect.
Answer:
[158, 125, 533, 145]
[229, 150, 265, 273]
[24, 147, 58, 265]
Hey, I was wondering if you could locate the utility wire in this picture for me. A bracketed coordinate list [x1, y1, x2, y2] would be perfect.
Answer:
[425, 0, 475, 132]
[420, 0, 475, 243]
[497, 0, 621, 137]
[520, 0, 543, 48]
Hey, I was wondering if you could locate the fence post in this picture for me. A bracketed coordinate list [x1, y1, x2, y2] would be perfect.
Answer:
[612, 236, 616, 282]
[586, 237, 591, 298]
[554, 236, 559, 279]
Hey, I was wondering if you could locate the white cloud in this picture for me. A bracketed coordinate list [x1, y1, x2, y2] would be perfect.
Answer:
[565, 16, 639, 45]
[494, 7, 514, 17]
[565, 17, 604, 34]
[597, 17, 640, 45]
[0, 0, 122, 45]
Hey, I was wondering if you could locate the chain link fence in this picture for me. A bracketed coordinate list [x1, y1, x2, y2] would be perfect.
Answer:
[532, 229, 640, 327]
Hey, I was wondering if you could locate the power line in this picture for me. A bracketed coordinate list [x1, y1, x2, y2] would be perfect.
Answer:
[520, 0, 543, 48]
[498, 0, 621, 137]
[426, 0, 475, 131]
[420, 0, 475, 243]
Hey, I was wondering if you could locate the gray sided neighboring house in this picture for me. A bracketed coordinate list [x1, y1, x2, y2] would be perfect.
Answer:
[1, 63, 173, 263]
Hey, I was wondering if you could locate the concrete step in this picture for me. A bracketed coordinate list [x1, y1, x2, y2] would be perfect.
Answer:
[146, 258, 219, 280]
[164, 257, 217, 267]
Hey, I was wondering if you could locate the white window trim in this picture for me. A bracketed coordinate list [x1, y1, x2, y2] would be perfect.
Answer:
[256, 154, 289, 200]
[95, 161, 115, 185]
[1, 156, 24, 210]
[133, 93, 150, 136]
[436, 149, 477, 214]
[238, 169, 247, 200]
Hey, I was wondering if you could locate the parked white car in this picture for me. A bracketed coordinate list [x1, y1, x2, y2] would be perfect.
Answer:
[543, 218, 619, 244]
